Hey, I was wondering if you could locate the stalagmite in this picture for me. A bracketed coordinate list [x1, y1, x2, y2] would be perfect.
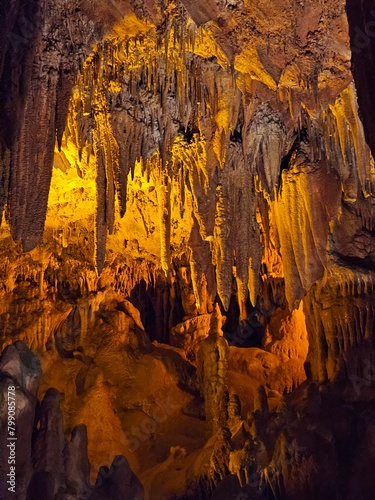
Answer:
[197, 303, 229, 432]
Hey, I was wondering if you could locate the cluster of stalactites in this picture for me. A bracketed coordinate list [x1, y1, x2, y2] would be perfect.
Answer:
[64, 19, 241, 278]
[304, 265, 375, 383]
[62, 17, 374, 313]
[271, 85, 375, 309]
[313, 84, 374, 200]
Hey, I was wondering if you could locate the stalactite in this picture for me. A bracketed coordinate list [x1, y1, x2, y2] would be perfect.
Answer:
[213, 183, 232, 310]
[304, 265, 375, 383]
[245, 104, 287, 196]
[272, 148, 342, 309]
[96, 110, 118, 235]
[93, 133, 107, 274]
[189, 216, 217, 311]
[303, 83, 374, 200]
[221, 142, 261, 309]
[10, 65, 59, 252]
[157, 171, 172, 276]
[56, 65, 75, 151]
[0, 145, 10, 223]
[0, 0, 96, 252]
[110, 112, 129, 217]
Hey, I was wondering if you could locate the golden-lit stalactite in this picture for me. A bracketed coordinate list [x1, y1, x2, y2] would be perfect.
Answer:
[213, 182, 231, 310]
[326, 83, 375, 199]
[251, 106, 287, 195]
[234, 43, 278, 92]
[272, 153, 342, 310]
[213, 141, 260, 312]
[156, 174, 172, 276]
[256, 188, 284, 317]
[93, 130, 108, 275]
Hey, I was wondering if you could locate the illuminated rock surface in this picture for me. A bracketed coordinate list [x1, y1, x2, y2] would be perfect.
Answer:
[1, 0, 375, 498]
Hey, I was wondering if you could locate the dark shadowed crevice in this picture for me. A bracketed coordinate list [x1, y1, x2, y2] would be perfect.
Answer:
[346, 0, 375, 158]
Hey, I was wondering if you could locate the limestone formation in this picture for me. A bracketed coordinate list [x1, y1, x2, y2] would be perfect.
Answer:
[1, 0, 375, 498]
[0, 342, 144, 500]
[197, 303, 229, 432]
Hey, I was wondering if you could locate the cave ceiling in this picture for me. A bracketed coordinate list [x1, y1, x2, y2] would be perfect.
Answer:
[1, 0, 373, 308]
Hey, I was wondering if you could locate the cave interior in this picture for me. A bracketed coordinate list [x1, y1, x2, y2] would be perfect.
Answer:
[1, 0, 375, 499]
